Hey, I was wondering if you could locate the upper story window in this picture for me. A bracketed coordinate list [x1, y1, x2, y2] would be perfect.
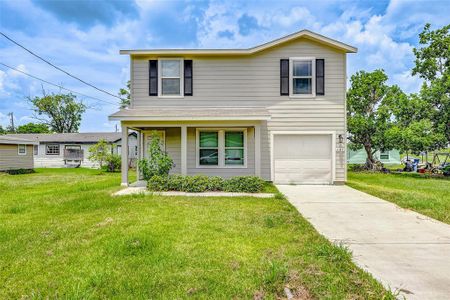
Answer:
[290, 57, 315, 97]
[18, 144, 26, 155]
[159, 59, 183, 97]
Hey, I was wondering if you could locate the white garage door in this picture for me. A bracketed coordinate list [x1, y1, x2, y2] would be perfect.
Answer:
[273, 134, 333, 184]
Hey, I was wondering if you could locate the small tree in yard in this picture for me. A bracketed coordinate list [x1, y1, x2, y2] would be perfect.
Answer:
[88, 139, 110, 169]
[347, 69, 401, 169]
[138, 132, 174, 180]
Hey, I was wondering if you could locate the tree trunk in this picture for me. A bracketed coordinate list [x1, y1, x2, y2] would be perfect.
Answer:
[364, 145, 376, 170]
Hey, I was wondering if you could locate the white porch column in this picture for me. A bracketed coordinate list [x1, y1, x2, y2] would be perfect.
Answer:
[136, 129, 141, 180]
[181, 125, 187, 175]
[254, 123, 261, 177]
[121, 124, 129, 186]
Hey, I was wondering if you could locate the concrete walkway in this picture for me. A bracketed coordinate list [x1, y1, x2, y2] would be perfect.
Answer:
[277, 185, 450, 300]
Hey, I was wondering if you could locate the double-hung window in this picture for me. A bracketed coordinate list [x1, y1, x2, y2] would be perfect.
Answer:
[290, 57, 315, 97]
[224, 131, 245, 166]
[198, 131, 219, 166]
[18, 144, 26, 155]
[159, 59, 183, 97]
[46, 144, 60, 155]
[197, 129, 246, 168]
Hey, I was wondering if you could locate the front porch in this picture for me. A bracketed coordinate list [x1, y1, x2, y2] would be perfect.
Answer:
[120, 120, 265, 186]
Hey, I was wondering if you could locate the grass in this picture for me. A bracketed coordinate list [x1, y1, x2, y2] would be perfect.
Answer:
[348, 171, 450, 224]
[0, 168, 393, 299]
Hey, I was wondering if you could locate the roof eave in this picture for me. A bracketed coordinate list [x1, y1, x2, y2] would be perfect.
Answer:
[119, 29, 357, 56]
[108, 116, 271, 121]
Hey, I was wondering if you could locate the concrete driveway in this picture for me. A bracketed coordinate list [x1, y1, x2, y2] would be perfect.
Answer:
[277, 185, 450, 300]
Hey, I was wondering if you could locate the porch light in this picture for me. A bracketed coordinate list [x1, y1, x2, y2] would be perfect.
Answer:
[338, 134, 344, 145]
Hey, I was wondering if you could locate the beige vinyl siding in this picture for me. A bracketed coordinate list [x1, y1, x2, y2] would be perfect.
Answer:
[0, 144, 34, 171]
[129, 38, 347, 182]
[165, 128, 181, 174]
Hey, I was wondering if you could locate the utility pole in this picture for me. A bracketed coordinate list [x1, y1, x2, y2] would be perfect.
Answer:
[7, 112, 15, 132]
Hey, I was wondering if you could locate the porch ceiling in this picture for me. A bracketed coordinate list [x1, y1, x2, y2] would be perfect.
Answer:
[109, 107, 271, 121]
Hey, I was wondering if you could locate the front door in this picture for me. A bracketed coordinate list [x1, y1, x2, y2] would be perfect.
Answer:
[143, 130, 166, 158]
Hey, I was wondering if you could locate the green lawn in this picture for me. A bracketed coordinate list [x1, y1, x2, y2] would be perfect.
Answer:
[0, 169, 393, 299]
[348, 172, 450, 224]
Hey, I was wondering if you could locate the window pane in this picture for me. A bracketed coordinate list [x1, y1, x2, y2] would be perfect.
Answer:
[19, 145, 26, 154]
[293, 61, 312, 76]
[161, 60, 180, 77]
[225, 131, 244, 147]
[225, 149, 244, 165]
[162, 78, 180, 95]
[199, 149, 218, 165]
[199, 132, 218, 147]
[293, 78, 312, 94]
[33, 145, 38, 155]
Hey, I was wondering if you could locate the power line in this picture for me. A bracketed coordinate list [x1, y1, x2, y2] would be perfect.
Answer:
[0, 62, 117, 106]
[0, 31, 125, 101]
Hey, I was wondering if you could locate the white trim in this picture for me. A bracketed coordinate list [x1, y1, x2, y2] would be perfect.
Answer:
[195, 128, 248, 169]
[270, 131, 336, 184]
[109, 116, 271, 121]
[289, 57, 316, 98]
[158, 58, 184, 98]
[18, 144, 27, 155]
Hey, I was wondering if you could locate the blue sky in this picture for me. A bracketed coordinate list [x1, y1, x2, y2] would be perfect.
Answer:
[0, 0, 449, 132]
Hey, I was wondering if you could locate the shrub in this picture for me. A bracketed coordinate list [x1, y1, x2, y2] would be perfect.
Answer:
[146, 174, 266, 193]
[223, 176, 265, 193]
[138, 132, 174, 180]
[167, 174, 184, 191]
[105, 154, 121, 172]
[206, 176, 224, 191]
[183, 175, 209, 192]
[147, 175, 169, 191]
[5, 169, 35, 175]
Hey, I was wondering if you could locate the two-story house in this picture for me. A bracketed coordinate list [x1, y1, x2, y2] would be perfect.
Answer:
[110, 29, 357, 186]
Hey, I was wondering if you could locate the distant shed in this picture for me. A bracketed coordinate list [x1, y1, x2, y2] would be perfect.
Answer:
[0, 136, 39, 171]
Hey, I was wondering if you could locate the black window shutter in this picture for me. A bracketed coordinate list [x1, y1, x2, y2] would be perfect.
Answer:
[149, 60, 158, 96]
[316, 59, 325, 95]
[184, 60, 193, 96]
[280, 59, 289, 96]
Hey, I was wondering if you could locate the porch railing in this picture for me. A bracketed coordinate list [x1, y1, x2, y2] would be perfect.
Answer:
[64, 149, 84, 160]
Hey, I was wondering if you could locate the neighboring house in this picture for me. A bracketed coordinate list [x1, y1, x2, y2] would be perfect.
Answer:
[347, 148, 401, 165]
[3, 133, 138, 168]
[0, 136, 38, 171]
[110, 29, 357, 186]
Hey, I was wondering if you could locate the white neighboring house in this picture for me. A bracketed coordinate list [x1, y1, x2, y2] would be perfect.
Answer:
[4, 132, 138, 168]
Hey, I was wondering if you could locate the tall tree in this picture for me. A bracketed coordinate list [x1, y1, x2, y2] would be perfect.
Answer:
[16, 122, 51, 134]
[118, 80, 131, 109]
[412, 23, 450, 146]
[347, 70, 400, 169]
[29, 92, 86, 133]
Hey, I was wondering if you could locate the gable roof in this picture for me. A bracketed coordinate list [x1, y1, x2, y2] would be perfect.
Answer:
[0, 135, 39, 145]
[120, 29, 357, 56]
[3, 132, 122, 143]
